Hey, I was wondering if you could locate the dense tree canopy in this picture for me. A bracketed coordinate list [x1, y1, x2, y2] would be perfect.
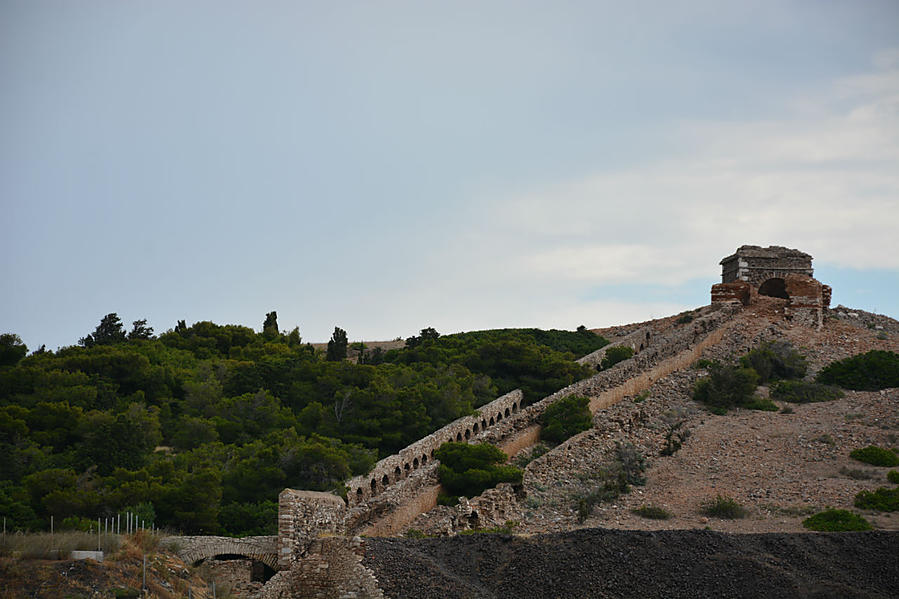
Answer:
[0, 317, 605, 535]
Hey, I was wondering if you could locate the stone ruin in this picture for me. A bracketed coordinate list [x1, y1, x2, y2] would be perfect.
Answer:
[711, 245, 831, 328]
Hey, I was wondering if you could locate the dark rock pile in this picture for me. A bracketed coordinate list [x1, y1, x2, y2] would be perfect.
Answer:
[364, 528, 899, 598]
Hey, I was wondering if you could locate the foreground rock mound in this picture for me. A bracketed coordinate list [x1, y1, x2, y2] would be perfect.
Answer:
[364, 528, 899, 599]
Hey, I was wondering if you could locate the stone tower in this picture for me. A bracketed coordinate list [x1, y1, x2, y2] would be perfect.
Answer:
[711, 245, 831, 328]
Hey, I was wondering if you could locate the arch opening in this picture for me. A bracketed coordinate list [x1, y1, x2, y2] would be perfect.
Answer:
[382, 473, 389, 487]
[413, 457, 419, 468]
[504, 408, 510, 417]
[473, 422, 479, 433]
[464, 429, 471, 440]
[371, 478, 377, 493]
[394, 466, 402, 480]
[758, 277, 789, 299]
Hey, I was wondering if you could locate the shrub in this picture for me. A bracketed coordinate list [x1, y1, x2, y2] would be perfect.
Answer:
[854, 487, 899, 511]
[632, 505, 672, 520]
[802, 509, 872, 531]
[616, 442, 647, 486]
[888, 470, 899, 484]
[780, 405, 795, 414]
[575, 468, 628, 523]
[692, 359, 718, 369]
[676, 313, 693, 325]
[743, 398, 779, 411]
[700, 495, 747, 519]
[660, 420, 690, 457]
[513, 442, 549, 468]
[693, 364, 759, 413]
[404, 528, 426, 538]
[540, 395, 592, 444]
[840, 467, 875, 480]
[816, 350, 899, 390]
[740, 341, 807, 384]
[599, 346, 635, 370]
[770, 380, 844, 403]
[850, 446, 899, 467]
[435, 442, 522, 501]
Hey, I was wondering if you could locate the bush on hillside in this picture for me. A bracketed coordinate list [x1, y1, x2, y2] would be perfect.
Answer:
[854, 487, 899, 512]
[692, 363, 759, 413]
[700, 495, 747, 519]
[740, 341, 807, 384]
[632, 505, 672, 520]
[770, 380, 844, 403]
[850, 446, 899, 467]
[539, 395, 592, 444]
[802, 509, 872, 531]
[888, 470, 899, 484]
[816, 350, 899, 391]
[599, 346, 635, 371]
[435, 442, 522, 500]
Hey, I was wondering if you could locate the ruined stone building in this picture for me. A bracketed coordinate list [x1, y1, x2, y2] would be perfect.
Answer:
[711, 245, 831, 328]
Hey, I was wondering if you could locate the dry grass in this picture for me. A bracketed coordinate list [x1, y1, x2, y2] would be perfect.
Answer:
[0, 531, 121, 559]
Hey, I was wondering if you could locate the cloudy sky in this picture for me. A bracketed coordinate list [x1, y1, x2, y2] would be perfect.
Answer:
[3, 1, 898, 351]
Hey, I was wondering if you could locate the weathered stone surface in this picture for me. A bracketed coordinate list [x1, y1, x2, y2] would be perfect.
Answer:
[162, 535, 278, 570]
[278, 490, 346, 570]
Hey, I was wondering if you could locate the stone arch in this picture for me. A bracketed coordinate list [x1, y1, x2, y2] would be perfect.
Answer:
[496, 413, 502, 422]
[421, 454, 428, 465]
[489, 417, 495, 426]
[512, 403, 519, 413]
[464, 429, 471, 440]
[456, 432, 462, 441]
[168, 537, 279, 572]
[504, 408, 510, 417]
[758, 277, 789, 299]
[413, 457, 419, 468]
[473, 422, 479, 433]
[356, 487, 364, 502]
[382, 473, 390, 487]
[481, 419, 488, 429]
[404, 463, 411, 474]
[394, 466, 402, 481]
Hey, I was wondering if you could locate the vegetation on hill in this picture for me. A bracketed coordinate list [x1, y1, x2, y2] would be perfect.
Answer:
[802, 509, 872, 532]
[0, 315, 603, 536]
[434, 442, 522, 504]
[539, 395, 592, 444]
[850, 446, 899, 467]
[816, 350, 899, 391]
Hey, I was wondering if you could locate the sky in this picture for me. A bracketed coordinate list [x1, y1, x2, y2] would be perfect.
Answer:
[2, 0, 898, 351]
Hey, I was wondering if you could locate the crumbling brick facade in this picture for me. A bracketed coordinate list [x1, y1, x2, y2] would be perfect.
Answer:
[712, 245, 831, 328]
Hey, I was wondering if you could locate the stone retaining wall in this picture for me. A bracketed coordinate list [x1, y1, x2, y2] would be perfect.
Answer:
[345, 390, 524, 506]
[576, 327, 654, 368]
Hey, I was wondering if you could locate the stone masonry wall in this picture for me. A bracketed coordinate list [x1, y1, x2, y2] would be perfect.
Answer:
[576, 327, 654, 368]
[278, 490, 346, 571]
[345, 390, 524, 506]
[262, 537, 384, 599]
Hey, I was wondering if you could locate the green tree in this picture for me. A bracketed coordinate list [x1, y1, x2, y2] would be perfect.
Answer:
[327, 327, 348, 361]
[435, 442, 522, 499]
[693, 363, 759, 413]
[80, 313, 127, 347]
[263, 311, 279, 340]
[127, 319, 154, 340]
[540, 395, 592, 444]
[0, 333, 28, 367]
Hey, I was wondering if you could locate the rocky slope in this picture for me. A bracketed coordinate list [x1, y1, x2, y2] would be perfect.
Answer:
[364, 528, 899, 599]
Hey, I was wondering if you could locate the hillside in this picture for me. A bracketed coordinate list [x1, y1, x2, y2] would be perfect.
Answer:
[409, 298, 899, 537]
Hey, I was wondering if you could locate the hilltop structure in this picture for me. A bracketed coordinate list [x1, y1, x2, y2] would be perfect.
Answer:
[711, 245, 831, 328]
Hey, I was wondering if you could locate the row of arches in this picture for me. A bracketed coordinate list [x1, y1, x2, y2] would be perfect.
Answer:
[351, 400, 521, 504]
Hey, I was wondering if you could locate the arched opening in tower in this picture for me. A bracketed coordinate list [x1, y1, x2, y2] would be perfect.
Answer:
[758, 278, 789, 299]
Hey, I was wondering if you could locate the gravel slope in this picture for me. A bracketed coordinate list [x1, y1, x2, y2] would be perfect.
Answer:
[364, 528, 899, 599]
